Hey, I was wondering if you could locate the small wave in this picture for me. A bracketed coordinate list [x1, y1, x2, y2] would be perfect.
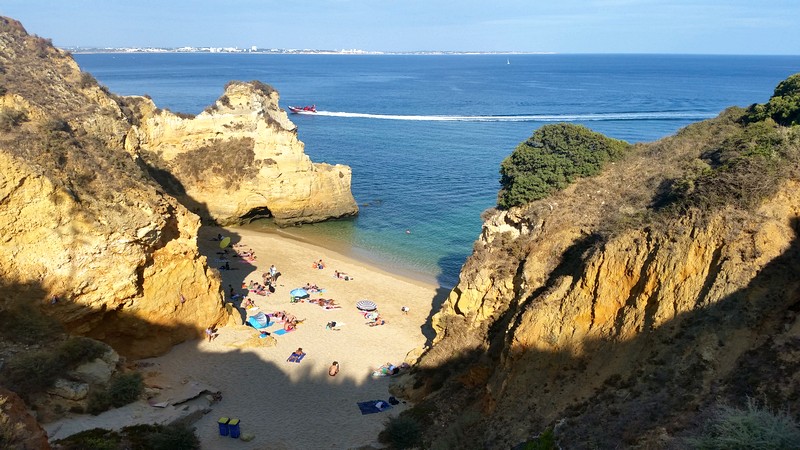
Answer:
[308, 111, 716, 122]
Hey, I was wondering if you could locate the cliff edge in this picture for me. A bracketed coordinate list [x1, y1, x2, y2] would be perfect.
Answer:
[0, 17, 233, 358]
[398, 82, 800, 448]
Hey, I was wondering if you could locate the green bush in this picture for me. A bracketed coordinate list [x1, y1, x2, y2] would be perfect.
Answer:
[744, 73, 800, 127]
[521, 428, 557, 450]
[686, 399, 800, 449]
[57, 336, 108, 367]
[146, 424, 200, 450]
[379, 415, 422, 449]
[659, 117, 798, 213]
[108, 372, 144, 407]
[86, 389, 112, 415]
[0, 350, 62, 398]
[0, 107, 28, 131]
[498, 124, 630, 208]
[55, 424, 200, 450]
[0, 305, 61, 345]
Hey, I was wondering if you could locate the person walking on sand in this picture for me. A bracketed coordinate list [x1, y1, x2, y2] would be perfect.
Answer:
[329, 361, 340, 376]
[205, 326, 218, 342]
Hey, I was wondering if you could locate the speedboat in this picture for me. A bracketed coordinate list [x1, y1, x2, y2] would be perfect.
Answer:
[288, 105, 316, 114]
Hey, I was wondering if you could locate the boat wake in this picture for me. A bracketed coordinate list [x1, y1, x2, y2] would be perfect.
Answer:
[305, 111, 716, 122]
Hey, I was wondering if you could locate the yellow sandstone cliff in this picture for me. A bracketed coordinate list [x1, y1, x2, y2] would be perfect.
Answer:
[0, 16, 357, 358]
[127, 81, 358, 226]
[0, 17, 232, 358]
[404, 109, 800, 448]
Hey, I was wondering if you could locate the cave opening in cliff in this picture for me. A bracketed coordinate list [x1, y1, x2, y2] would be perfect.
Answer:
[240, 206, 273, 223]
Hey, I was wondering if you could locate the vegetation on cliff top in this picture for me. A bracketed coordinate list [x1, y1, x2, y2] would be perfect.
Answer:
[401, 74, 800, 449]
[744, 73, 800, 127]
[498, 123, 630, 209]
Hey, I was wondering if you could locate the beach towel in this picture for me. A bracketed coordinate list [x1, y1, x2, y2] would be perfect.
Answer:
[357, 400, 392, 415]
[287, 352, 306, 363]
[273, 328, 295, 336]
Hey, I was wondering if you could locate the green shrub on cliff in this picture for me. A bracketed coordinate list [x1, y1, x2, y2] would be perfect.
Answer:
[0, 350, 62, 398]
[0, 107, 28, 131]
[0, 336, 108, 399]
[379, 415, 423, 449]
[744, 73, 800, 127]
[54, 423, 200, 450]
[686, 398, 800, 449]
[108, 372, 144, 407]
[657, 113, 799, 213]
[498, 124, 630, 209]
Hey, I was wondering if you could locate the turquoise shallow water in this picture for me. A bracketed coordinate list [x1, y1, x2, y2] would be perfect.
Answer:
[75, 53, 800, 287]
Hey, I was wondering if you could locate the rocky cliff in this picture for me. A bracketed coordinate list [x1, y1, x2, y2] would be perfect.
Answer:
[0, 388, 50, 449]
[400, 99, 800, 447]
[0, 17, 235, 358]
[127, 81, 358, 226]
[0, 15, 357, 362]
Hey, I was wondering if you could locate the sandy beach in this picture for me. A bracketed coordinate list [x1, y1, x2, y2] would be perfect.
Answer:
[138, 225, 441, 449]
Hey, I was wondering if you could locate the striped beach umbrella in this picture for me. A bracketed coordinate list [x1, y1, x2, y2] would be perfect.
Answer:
[356, 300, 377, 311]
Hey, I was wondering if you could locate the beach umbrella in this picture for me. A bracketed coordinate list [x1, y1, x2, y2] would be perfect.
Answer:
[220, 236, 231, 249]
[356, 300, 377, 311]
[290, 288, 309, 299]
[252, 312, 269, 327]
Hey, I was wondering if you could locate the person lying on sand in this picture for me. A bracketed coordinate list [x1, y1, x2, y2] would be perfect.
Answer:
[373, 363, 399, 377]
[287, 348, 305, 362]
[303, 283, 322, 292]
[368, 316, 386, 327]
[329, 361, 339, 376]
[284, 316, 304, 331]
[311, 298, 338, 307]
[334, 270, 353, 281]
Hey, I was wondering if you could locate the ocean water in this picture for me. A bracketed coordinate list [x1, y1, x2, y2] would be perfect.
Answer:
[75, 53, 800, 287]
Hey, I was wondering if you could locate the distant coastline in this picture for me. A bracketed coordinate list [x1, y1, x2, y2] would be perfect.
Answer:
[65, 46, 556, 55]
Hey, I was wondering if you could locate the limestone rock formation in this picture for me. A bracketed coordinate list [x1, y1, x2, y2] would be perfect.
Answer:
[0, 16, 230, 359]
[406, 106, 800, 448]
[127, 81, 359, 226]
[0, 388, 50, 450]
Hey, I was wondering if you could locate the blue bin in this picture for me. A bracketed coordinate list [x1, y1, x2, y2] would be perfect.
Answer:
[228, 418, 241, 439]
[218, 417, 230, 436]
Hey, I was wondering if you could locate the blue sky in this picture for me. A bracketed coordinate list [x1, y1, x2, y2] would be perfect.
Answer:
[1, 0, 799, 54]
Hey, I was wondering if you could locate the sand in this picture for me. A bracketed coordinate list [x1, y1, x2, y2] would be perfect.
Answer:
[139, 225, 441, 449]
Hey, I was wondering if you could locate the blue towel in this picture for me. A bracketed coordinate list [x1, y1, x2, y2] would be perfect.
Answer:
[287, 352, 306, 363]
[273, 328, 294, 336]
[357, 400, 392, 415]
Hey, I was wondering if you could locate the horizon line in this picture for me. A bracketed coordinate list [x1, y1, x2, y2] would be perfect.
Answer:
[62, 47, 800, 57]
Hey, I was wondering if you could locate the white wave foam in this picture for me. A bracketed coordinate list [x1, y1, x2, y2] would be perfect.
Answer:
[305, 111, 716, 122]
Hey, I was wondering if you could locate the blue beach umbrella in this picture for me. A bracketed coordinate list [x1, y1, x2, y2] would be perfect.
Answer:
[290, 288, 309, 299]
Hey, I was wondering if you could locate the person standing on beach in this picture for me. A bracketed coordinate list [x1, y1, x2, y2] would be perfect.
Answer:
[205, 326, 218, 342]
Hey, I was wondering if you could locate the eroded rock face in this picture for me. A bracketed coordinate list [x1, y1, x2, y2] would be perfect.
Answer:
[412, 112, 800, 448]
[0, 17, 230, 359]
[128, 81, 359, 226]
[0, 388, 51, 450]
